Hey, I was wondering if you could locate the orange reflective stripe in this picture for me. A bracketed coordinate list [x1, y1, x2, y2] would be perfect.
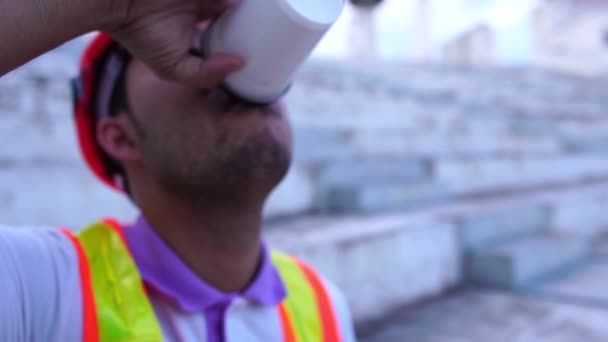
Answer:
[279, 302, 298, 342]
[272, 251, 342, 342]
[60, 228, 99, 342]
[101, 218, 122, 235]
[101, 218, 129, 250]
[293, 258, 342, 342]
[272, 251, 323, 341]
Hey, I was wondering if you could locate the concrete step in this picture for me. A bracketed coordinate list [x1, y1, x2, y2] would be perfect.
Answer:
[564, 134, 608, 155]
[316, 159, 434, 213]
[534, 261, 608, 304]
[320, 181, 449, 214]
[467, 234, 591, 289]
[318, 159, 431, 188]
[458, 205, 551, 252]
[436, 156, 608, 197]
[292, 127, 356, 163]
[595, 235, 608, 257]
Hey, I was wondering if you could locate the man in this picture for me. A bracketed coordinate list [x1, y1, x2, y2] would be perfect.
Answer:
[0, 29, 357, 341]
[2, 0, 357, 339]
[2, 30, 358, 341]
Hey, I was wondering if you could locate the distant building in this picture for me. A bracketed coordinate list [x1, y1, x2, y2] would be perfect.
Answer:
[411, 0, 433, 62]
[442, 24, 496, 66]
[347, 1, 381, 61]
[532, 0, 608, 76]
[344, 0, 433, 63]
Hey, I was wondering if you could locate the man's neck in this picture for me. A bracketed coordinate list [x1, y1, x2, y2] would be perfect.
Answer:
[138, 192, 265, 293]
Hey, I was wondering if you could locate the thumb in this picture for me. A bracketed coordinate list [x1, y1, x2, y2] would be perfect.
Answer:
[171, 53, 244, 88]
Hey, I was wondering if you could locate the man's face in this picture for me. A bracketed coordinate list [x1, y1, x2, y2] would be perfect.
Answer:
[119, 59, 293, 199]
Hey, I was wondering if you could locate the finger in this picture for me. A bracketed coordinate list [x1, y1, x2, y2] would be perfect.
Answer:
[171, 53, 244, 88]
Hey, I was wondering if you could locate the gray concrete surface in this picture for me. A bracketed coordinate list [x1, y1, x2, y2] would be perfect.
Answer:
[536, 262, 608, 305]
[361, 289, 608, 342]
[361, 251, 608, 342]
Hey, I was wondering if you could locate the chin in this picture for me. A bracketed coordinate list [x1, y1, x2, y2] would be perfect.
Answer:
[213, 128, 292, 194]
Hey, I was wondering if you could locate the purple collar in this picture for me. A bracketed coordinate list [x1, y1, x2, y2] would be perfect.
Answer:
[122, 216, 287, 313]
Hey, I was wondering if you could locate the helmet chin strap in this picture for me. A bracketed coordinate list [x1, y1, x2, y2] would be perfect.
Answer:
[95, 46, 130, 121]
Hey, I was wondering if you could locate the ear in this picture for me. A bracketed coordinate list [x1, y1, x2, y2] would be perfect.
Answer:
[96, 114, 142, 165]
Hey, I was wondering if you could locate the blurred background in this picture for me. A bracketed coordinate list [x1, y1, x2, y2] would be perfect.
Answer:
[2, 0, 608, 340]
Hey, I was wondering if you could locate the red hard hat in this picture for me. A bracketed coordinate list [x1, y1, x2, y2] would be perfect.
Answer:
[71, 33, 130, 193]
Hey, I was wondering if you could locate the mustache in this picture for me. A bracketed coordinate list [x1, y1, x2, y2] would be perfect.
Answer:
[207, 87, 279, 115]
[190, 49, 281, 115]
[189, 46, 277, 112]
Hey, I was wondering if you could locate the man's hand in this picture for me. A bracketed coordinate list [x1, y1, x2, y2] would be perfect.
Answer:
[0, 0, 243, 88]
[105, 0, 244, 88]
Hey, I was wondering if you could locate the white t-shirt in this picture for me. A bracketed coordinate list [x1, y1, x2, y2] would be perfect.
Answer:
[0, 226, 357, 342]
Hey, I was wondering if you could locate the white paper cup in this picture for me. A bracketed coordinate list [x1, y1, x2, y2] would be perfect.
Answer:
[202, 0, 344, 103]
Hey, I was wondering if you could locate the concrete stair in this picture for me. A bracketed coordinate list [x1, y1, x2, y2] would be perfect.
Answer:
[317, 159, 431, 188]
[459, 204, 593, 289]
[460, 206, 551, 252]
[467, 235, 591, 289]
[322, 181, 448, 213]
[315, 158, 448, 213]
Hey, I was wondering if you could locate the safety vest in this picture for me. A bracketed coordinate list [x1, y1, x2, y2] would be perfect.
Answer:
[59, 219, 342, 342]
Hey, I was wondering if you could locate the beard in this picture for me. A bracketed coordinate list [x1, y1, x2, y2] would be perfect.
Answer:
[143, 124, 292, 204]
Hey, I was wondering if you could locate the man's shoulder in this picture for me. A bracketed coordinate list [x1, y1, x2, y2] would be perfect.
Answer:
[318, 275, 357, 342]
[0, 225, 80, 287]
[0, 225, 76, 261]
[0, 226, 83, 341]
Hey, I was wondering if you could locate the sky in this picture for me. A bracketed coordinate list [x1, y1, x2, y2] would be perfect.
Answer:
[312, 0, 539, 65]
